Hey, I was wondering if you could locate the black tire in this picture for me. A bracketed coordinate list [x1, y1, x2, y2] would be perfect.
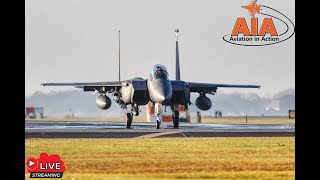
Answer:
[173, 110, 179, 129]
[156, 120, 160, 129]
[126, 113, 133, 129]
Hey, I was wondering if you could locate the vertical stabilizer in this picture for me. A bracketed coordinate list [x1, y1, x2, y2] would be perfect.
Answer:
[175, 29, 181, 81]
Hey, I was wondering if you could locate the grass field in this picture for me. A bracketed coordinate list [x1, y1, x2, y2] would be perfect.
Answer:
[26, 117, 295, 125]
[25, 137, 295, 179]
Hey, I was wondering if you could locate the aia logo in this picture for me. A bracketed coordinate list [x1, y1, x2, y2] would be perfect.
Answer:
[223, 0, 295, 46]
[27, 153, 65, 178]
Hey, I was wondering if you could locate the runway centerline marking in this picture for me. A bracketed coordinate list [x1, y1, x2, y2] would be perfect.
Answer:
[134, 131, 181, 138]
[180, 132, 187, 137]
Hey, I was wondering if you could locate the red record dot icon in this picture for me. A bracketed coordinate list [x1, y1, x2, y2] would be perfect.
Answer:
[27, 157, 38, 170]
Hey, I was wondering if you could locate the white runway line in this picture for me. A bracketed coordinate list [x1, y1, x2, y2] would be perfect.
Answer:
[134, 131, 181, 138]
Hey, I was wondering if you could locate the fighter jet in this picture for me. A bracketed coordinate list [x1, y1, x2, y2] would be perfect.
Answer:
[41, 29, 260, 129]
[242, 0, 261, 18]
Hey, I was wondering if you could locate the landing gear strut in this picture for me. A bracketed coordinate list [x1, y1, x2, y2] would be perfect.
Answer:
[126, 112, 133, 129]
[132, 104, 139, 116]
[156, 113, 161, 129]
[155, 103, 162, 129]
[171, 105, 179, 129]
[173, 110, 179, 129]
[126, 104, 139, 129]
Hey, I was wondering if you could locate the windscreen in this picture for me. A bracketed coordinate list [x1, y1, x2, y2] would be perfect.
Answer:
[151, 64, 169, 80]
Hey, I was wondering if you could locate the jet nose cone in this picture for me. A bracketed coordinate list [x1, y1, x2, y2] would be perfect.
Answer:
[149, 79, 173, 104]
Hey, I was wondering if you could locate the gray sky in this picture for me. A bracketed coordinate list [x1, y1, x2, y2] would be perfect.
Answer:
[25, 0, 295, 97]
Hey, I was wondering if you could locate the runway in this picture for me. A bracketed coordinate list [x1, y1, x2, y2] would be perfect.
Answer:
[25, 120, 295, 138]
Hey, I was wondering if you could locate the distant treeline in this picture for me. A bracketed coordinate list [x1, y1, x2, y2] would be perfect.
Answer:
[25, 88, 295, 117]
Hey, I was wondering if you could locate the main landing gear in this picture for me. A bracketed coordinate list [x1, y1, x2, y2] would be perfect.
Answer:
[126, 104, 139, 129]
[171, 105, 179, 129]
[173, 110, 179, 129]
[126, 112, 133, 129]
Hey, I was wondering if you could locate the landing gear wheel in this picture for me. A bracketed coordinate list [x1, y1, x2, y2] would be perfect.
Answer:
[126, 113, 133, 129]
[173, 110, 179, 129]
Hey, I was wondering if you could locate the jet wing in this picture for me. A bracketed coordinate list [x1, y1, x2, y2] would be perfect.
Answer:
[41, 81, 124, 92]
[188, 82, 260, 93]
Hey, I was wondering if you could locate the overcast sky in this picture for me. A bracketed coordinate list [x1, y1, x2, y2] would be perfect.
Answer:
[25, 0, 295, 98]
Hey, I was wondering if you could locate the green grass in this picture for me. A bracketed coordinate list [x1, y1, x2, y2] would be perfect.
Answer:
[25, 137, 295, 179]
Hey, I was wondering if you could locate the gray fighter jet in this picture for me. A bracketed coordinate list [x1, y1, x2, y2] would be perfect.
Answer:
[41, 29, 260, 129]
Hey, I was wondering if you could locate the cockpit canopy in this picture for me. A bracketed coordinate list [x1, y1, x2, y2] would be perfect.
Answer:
[151, 64, 169, 80]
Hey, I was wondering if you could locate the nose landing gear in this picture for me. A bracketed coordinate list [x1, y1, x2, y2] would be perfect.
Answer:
[156, 113, 161, 129]
[155, 103, 163, 129]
